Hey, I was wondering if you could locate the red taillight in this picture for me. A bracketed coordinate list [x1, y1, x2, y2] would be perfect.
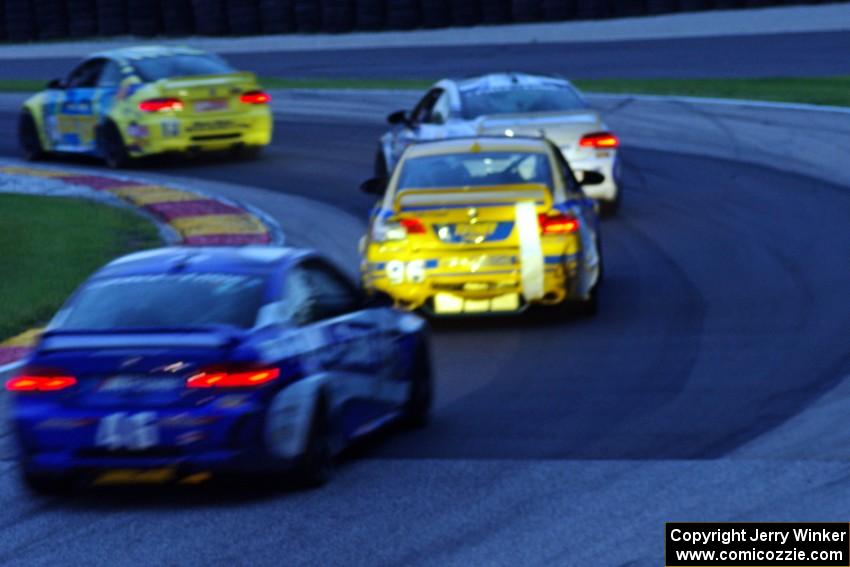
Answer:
[240, 90, 271, 105]
[6, 374, 77, 392]
[138, 97, 183, 112]
[399, 218, 426, 234]
[539, 213, 579, 234]
[579, 131, 619, 149]
[186, 367, 280, 389]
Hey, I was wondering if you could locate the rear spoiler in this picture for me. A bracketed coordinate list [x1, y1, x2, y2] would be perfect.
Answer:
[395, 183, 552, 213]
[155, 71, 257, 88]
[38, 327, 241, 352]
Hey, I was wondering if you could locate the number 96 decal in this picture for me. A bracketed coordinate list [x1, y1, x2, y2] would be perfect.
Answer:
[386, 260, 426, 285]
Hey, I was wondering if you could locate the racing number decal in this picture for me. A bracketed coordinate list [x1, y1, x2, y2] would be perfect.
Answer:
[95, 412, 159, 450]
[386, 260, 426, 285]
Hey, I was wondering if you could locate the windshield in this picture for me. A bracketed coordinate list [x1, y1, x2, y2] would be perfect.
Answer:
[397, 151, 553, 190]
[54, 273, 266, 330]
[460, 85, 586, 119]
[133, 54, 235, 81]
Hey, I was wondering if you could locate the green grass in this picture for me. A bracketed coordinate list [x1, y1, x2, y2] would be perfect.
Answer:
[0, 79, 50, 92]
[3, 75, 847, 107]
[0, 194, 161, 341]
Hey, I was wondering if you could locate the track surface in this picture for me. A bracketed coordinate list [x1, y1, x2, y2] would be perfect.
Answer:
[2, 31, 850, 81]
[1, 107, 850, 565]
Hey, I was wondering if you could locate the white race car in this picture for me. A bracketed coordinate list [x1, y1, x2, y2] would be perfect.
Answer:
[377, 72, 622, 214]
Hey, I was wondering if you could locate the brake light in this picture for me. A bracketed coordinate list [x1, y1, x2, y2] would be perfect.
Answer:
[539, 213, 579, 234]
[240, 90, 271, 105]
[399, 218, 426, 234]
[579, 131, 619, 149]
[6, 374, 77, 392]
[186, 367, 280, 388]
[138, 97, 183, 112]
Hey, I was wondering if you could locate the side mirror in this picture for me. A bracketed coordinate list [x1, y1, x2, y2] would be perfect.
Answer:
[46, 78, 65, 89]
[576, 170, 605, 186]
[387, 110, 410, 126]
[362, 291, 395, 309]
[360, 176, 388, 195]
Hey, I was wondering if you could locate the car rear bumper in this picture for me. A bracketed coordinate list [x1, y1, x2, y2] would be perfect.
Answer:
[10, 401, 288, 477]
[363, 251, 582, 314]
[124, 107, 273, 157]
[568, 152, 621, 203]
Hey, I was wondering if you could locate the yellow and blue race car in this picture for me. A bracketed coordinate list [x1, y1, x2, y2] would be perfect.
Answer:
[18, 46, 272, 168]
[359, 136, 604, 316]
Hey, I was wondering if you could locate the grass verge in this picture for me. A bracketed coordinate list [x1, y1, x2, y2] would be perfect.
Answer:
[259, 75, 850, 108]
[0, 194, 161, 341]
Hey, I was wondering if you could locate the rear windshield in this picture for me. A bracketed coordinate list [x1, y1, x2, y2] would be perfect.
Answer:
[397, 152, 553, 190]
[133, 54, 235, 81]
[54, 274, 266, 330]
[460, 85, 586, 119]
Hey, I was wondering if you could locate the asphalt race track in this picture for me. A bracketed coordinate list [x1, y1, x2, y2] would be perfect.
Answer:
[0, 99, 850, 562]
[1, 31, 849, 81]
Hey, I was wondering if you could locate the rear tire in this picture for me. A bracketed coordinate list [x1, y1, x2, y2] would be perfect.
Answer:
[97, 121, 130, 169]
[234, 145, 263, 161]
[401, 341, 433, 429]
[18, 111, 45, 161]
[291, 398, 333, 489]
[21, 469, 74, 495]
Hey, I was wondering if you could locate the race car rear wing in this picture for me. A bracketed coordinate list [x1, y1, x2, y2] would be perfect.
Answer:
[395, 183, 552, 213]
[37, 327, 241, 352]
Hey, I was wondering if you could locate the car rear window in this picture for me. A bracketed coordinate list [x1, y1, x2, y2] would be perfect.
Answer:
[133, 54, 235, 81]
[397, 151, 553, 190]
[460, 85, 586, 119]
[54, 274, 266, 330]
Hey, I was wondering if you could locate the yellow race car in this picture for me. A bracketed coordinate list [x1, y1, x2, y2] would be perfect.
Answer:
[359, 136, 604, 316]
[18, 46, 272, 168]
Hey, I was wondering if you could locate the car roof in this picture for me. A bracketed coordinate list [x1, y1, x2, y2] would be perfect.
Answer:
[93, 246, 309, 279]
[453, 72, 571, 92]
[89, 45, 207, 64]
[403, 136, 551, 159]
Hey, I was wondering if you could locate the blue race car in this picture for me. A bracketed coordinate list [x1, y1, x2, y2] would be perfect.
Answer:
[6, 246, 432, 492]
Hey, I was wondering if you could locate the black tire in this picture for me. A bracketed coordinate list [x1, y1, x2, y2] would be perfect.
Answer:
[677, 0, 710, 11]
[18, 111, 45, 161]
[234, 145, 264, 160]
[291, 398, 333, 489]
[97, 122, 130, 169]
[599, 193, 620, 217]
[22, 470, 74, 495]
[575, 0, 611, 19]
[374, 146, 388, 177]
[402, 341, 433, 429]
